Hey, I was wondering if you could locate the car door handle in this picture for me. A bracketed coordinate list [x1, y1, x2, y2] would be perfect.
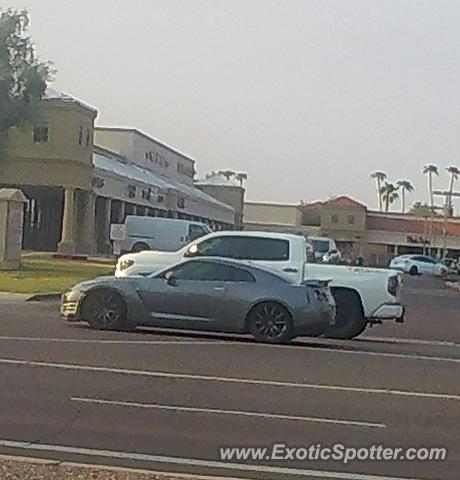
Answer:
[283, 267, 298, 273]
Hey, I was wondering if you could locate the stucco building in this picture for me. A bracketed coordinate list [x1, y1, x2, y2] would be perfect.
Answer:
[244, 196, 460, 265]
[1, 89, 235, 254]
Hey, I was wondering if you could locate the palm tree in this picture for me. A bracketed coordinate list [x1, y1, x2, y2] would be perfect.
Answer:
[370, 171, 387, 211]
[422, 164, 439, 212]
[396, 180, 414, 213]
[446, 166, 460, 214]
[218, 170, 236, 181]
[235, 172, 248, 187]
[380, 182, 399, 212]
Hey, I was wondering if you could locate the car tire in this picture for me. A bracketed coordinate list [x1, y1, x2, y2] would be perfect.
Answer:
[324, 289, 367, 340]
[247, 302, 294, 344]
[409, 265, 418, 276]
[132, 242, 149, 253]
[81, 289, 129, 330]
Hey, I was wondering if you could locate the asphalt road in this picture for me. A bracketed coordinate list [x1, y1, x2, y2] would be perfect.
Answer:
[0, 275, 459, 480]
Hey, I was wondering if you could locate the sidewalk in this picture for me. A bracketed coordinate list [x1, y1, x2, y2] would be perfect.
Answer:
[0, 456, 242, 480]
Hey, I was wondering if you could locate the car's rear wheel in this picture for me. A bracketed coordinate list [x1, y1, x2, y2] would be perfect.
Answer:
[409, 265, 418, 276]
[324, 289, 367, 339]
[132, 242, 149, 253]
[81, 289, 128, 330]
[247, 302, 294, 344]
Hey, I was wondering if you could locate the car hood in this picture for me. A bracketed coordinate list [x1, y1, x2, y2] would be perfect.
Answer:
[72, 275, 142, 291]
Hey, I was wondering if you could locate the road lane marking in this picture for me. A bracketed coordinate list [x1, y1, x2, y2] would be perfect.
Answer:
[1, 357, 459, 401]
[0, 453, 248, 480]
[1, 335, 459, 365]
[0, 336, 226, 346]
[0, 439, 428, 480]
[71, 396, 385, 429]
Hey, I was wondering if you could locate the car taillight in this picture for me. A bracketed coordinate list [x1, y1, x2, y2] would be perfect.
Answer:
[387, 275, 400, 297]
[119, 259, 135, 271]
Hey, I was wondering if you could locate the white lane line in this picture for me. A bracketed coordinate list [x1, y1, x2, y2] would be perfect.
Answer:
[0, 453, 248, 480]
[2, 357, 459, 401]
[71, 396, 384, 429]
[0, 439, 426, 480]
[1, 335, 460, 366]
[356, 336, 459, 348]
[0, 336, 225, 346]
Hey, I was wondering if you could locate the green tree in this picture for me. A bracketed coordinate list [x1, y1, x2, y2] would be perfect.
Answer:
[396, 180, 414, 213]
[370, 171, 387, 211]
[218, 170, 236, 181]
[235, 172, 248, 187]
[0, 8, 53, 161]
[445, 165, 460, 215]
[422, 164, 439, 212]
[380, 182, 399, 212]
[409, 201, 440, 217]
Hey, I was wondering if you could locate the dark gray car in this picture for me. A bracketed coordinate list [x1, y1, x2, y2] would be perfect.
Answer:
[61, 258, 336, 343]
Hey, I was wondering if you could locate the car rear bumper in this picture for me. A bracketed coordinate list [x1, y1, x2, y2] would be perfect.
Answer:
[369, 303, 405, 322]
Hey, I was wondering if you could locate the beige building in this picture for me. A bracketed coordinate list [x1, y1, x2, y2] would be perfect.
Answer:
[195, 173, 246, 229]
[244, 196, 460, 265]
[1, 89, 236, 254]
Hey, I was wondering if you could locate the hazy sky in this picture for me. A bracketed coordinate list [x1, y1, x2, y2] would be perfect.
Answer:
[7, 0, 460, 209]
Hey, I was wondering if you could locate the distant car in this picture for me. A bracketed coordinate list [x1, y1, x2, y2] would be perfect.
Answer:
[308, 236, 342, 263]
[114, 216, 211, 253]
[389, 255, 448, 277]
[61, 258, 336, 344]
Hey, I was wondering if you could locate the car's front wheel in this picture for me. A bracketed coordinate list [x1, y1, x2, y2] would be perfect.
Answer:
[81, 289, 128, 330]
[247, 302, 294, 344]
[324, 289, 367, 339]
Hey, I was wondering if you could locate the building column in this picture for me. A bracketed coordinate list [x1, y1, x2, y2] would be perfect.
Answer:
[58, 188, 77, 253]
[80, 192, 96, 254]
[96, 197, 112, 254]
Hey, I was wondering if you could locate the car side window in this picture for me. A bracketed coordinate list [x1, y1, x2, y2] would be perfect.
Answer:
[166, 261, 255, 282]
[195, 237, 236, 257]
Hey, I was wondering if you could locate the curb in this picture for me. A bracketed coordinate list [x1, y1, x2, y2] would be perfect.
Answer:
[26, 292, 61, 302]
[445, 281, 460, 292]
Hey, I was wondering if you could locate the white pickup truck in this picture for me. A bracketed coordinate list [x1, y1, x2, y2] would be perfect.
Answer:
[115, 231, 405, 339]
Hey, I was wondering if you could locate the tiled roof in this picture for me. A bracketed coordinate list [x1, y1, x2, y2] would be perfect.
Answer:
[324, 196, 366, 208]
[367, 214, 460, 237]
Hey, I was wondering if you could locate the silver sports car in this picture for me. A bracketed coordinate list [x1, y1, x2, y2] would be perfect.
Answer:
[61, 258, 336, 343]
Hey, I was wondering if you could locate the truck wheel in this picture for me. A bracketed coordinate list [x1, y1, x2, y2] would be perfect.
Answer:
[324, 290, 367, 339]
[132, 242, 149, 253]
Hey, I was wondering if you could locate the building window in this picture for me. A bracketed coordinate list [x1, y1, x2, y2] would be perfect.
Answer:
[78, 126, 84, 145]
[33, 125, 49, 143]
[331, 214, 338, 224]
[177, 197, 186, 209]
[157, 195, 165, 204]
[86, 130, 91, 148]
[348, 215, 355, 225]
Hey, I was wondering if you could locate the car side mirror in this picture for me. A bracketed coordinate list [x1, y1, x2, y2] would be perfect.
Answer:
[184, 244, 199, 258]
[165, 271, 178, 287]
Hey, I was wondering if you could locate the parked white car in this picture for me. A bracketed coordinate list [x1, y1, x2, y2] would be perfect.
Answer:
[389, 255, 448, 277]
[116, 231, 404, 339]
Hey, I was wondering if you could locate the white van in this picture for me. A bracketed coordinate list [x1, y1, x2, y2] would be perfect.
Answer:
[307, 236, 341, 263]
[117, 216, 211, 253]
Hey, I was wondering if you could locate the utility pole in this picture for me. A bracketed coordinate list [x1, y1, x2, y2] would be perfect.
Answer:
[433, 190, 460, 259]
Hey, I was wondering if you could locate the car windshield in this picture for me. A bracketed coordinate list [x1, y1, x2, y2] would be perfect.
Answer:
[310, 239, 330, 253]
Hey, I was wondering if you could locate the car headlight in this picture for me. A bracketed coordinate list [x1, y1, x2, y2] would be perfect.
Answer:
[119, 258, 135, 271]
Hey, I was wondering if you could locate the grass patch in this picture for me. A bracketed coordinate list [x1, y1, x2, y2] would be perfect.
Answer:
[0, 259, 115, 294]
